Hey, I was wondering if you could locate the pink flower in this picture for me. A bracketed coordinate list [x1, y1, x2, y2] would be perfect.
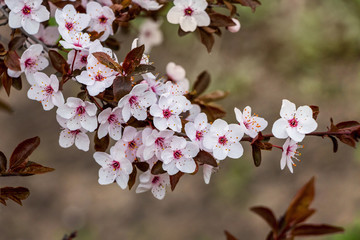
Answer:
[34, 24, 59, 46]
[60, 31, 92, 50]
[55, 4, 90, 36]
[27, 72, 64, 110]
[132, 0, 163, 11]
[98, 107, 124, 141]
[280, 138, 303, 173]
[86, 2, 115, 41]
[136, 171, 170, 200]
[114, 126, 142, 162]
[67, 49, 89, 71]
[6, 0, 50, 34]
[167, 0, 210, 32]
[272, 99, 318, 142]
[185, 113, 210, 150]
[227, 18, 241, 33]
[138, 19, 163, 53]
[234, 106, 268, 138]
[138, 128, 174, 161]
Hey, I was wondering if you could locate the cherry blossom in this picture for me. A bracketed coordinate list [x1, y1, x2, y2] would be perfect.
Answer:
[138, 19, 163, 53]
[132, 0, 163, 11]
[272, 99, 318, 142]
[150, 94, 190, 132]
[56, 97, 98, 132]
[234, 106, 268, 138]
[114, 126, 142, 162]
[186, 104, 201, 122]
[139, 128, 174, 161]
[86, 2, 115, 41]
[34, 24, 59, 46]
[67, 49, 89, 71]
[6, 0, 50, 34]
[55, 4, 90, 36]
[98, 107, 124, 141]
[167, 0, 210, 32]
[136, 171, 170, 200]
[166, 62, 190, 94]
[203, 163, 219, 184]
[60, 31, 92, 50]
[7, 44, 48, 84]
[118, 83, 157, 122]
[161, 136, 199, 175]
[141, 73, 166, 96]
[57, 115, 90, 152]
[185, 113, 210, 150]
[93, 144, 133, 189]
[27, 72, 64, 110]
[203, 119, 244, 160]
[280, 138, 303, 173]
[227, 18, 241, 33]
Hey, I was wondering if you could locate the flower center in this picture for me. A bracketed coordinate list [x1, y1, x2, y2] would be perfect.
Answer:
[65, 22, 74, 31]
[111, 160, 120, 171]
[288, 118, 298, 128]
[144, 30, 152, 38]
[76, 106, 86, 115]
[155, 137, 165, 148]
[128, 140, 137, 149]
[45, 85, 54, 94]
[218, 135, 228, 146]
[22, 5, 31, 15]
[99, 15, 108, 24]
[184, 7, 193, 16]
[129, 96, 138, 107]
[195, 130, 203, 141]
[95, 74, 104, 82]
[162, 109, 172, 119]
[74, 43, 82, 48]
[152, 176, 160, 184]
[80, 55, 87, 64]
[24, 58, 35, 69]
[108, 114, 117, 124]
[173, 150, 182, 159]
[70, 129, 81, 135]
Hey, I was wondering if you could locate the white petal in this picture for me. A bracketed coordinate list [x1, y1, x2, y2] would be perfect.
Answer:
[22, 18, 40, 35]
[75, 132, 90, 151]
[297, 118, 318, 134]
[213, 146, 228, 160]
[286, 127, 305, 142]
[167, 7, 183, 24]
[80, 115, 98, 132]
[9, 11, 22, 28]
[116, 173, 129, 189]
[176, 158, 196, 173]
[227, 142, 244, 159]
[272, 118, 289, 139]
[280, 99, 296, 120]
[32, 6, 50, 22]
[193, 11, 210, 27]
[179, 16, 197, 32]
[151, 185, 166, 200]
[98, 168, 116, 185]
[59, 129, 75, 148]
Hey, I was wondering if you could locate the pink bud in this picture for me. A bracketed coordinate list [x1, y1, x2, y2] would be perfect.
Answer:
[227, 18, 241, 33]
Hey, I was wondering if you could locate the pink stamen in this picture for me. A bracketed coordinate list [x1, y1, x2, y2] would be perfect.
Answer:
[155, 137, 165, 148]
[99, 15, 108, 24]
[128, 140, 137, 149]
[76, 106, 86, 115]
[129, 96, 138, 107]
[184, 7, 193, 16]
[108, 114, 117, 124]
[111, 160, 120, 170]
[24, 58, 35, 69]
[173, 150, 182, 159]
[218, 135, 228, 146]
[195, 131, 203, 141]
[288, 118, 298, 128]
[152, 176, 160, 184]
[45, 86, 54, 94]
[22, 6, 31, 15]
[65, 22, 74, 31]
[163, 109, 171, 119]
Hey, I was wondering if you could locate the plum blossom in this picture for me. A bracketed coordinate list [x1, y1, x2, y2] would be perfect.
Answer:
[94, 144, 133, 189]
[185, 113, 210, 150]
[136, 171, 170, 200]
[6, 0, 50, 34]
[56, 97, 98, 132]
[57, 115, 90, 151]
[141, 73, 166, 96]
[7, 44, 48, 84]
[234, 106, 268, 138]
[86, 2, 115, 41]
[27, 72, 64, 110]
[118, 83, 157, 122]
[132, 0, 163, 11]
[60, 31, 92, 50]
[150, 94, 190, 132]
[227, 18, 241, 33]
[203, 119, 244, 160]
[186, 104, 201, 122]
[272, 99, 318, 142]
[98, 107, 124, 141]
[280, 138, 303, 173]
[138, 19, 163, 53]
[167, 0, 210, 32]
[203, 163, 219, 184]
[166, 62, 190, 94]
[34, 25, 59, 46]
[139, 128, 174, 161]
[114, 126, 142, 162]
[161, 136, 199, 175]
[55, 4, 90, 36]
[67, 49, 89, 71]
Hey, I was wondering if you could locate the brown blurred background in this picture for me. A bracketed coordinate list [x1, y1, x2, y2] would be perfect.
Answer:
[1, 0, 360, 239]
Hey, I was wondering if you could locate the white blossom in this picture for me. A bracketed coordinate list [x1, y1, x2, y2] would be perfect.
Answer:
[136, 171, 170, 200]
[57, 115, 90, 151]
[27, 72, 64, 110]
[203, 163, 219, 184]
[185, 113, 210, 150]
[114, 126, 142, 162]
[6, 0, 50, 34]
[132, 0, 163, 11]
[86, 1, 115, 41]
[234, 106, 268, 138]
[55, 4, 90, 36]
[34, 24, 59, 46]
[67, 49, 89, 71]
[203, 119, 244, 160]
[166, 62, 189, 93]
[98, 107, 124, 141]
[280, 138, 303, 173]
[167, 0, 210, 32]
[60, 31, 92, 50]
[227, 18, 241, 33]
[138, 19, 163, 53]
[272, 99, 318, 142]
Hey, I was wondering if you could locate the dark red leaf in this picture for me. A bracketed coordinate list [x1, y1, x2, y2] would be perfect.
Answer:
[104, 37, 121, 51]
[4, 50, 21, 71]
[62, 231, 78, 240]
[336, 121, 360, 129]
[8, 36, 26, 50]
[49, 50, 70, 75]
[9, 136, 40, 171]
[15, 161, 54, 176]
[134, 161, 149, 172]
[0, 151, 6, 173]
[235, 0, 261, 12]
[210, 13, 236, 27]
[170, 172, 184, 191]
[252, 144, 262, 167]
[285, 177, 315, 225]
[328, 135, 338, 153]
[88, 31, 104, 41]
[92, 52, 121, 72]
[199, 102, 226, 122]
[224, 230, 238, 240]
[337, 135, 356, 148]
[11, 77, 22, 91]
[0, 187, 30, 206]
[122, 44, 145, 75]
[194, 151, 218, 167]
[193, 71, 211, 96]
[197, 90, 229, 103]
[113, 76, 132, 101]
[251, 206, 278, 232]
[128, 166, 137, 190]
[94, 132, 110, 152]
[132, 64, 155, 75]
[309, 105, 319, 120]
[1, 73, 12, 96]
[178, 27, 191, 37]
[151, 161, 166, 175]
[292, 224, 344, 236]
[199, 28, 215, 53]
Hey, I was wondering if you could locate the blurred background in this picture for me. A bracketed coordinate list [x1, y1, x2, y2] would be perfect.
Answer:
[1, 0, 360, 239]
